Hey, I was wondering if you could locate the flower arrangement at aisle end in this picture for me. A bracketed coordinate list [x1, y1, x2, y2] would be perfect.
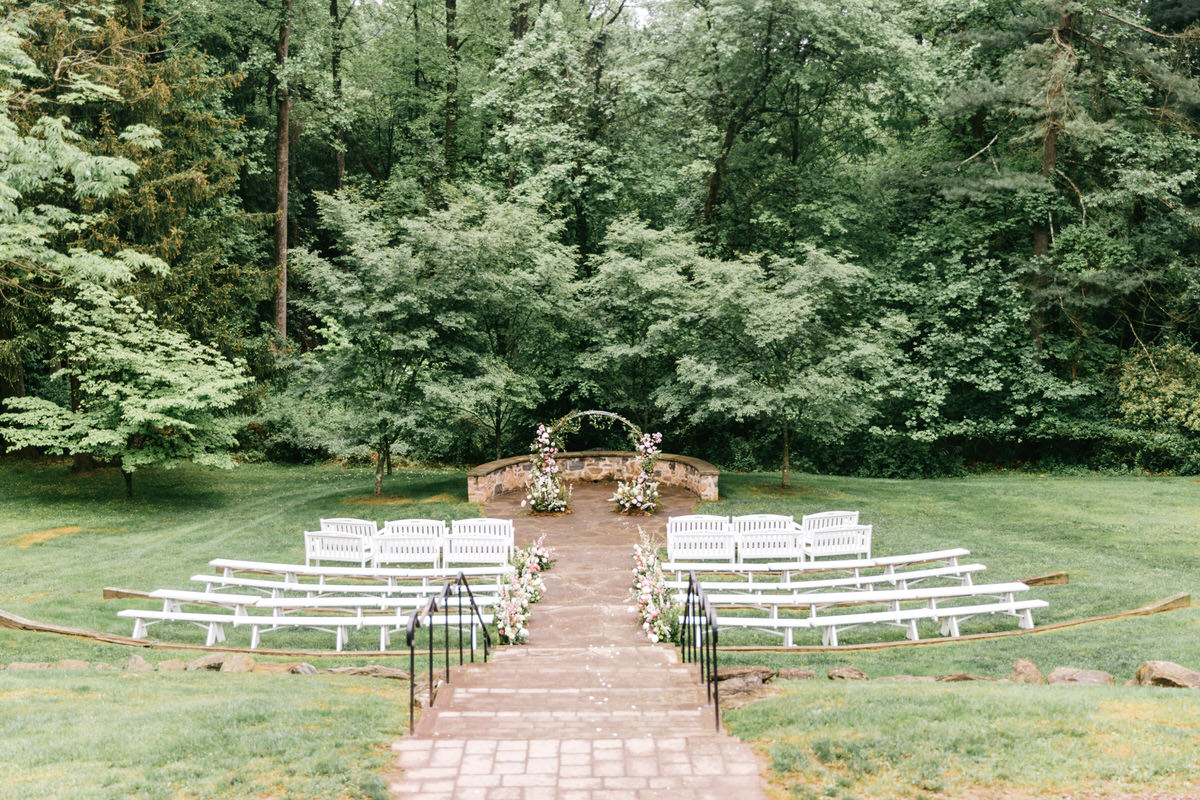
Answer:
[524, 423, 572, 514]
[496, 537, 556, 644]
[630, 529, 678, 644]
[611, 431, 664, 515]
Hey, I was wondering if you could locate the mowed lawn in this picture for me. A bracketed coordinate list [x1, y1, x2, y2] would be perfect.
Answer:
[2, 461, 1200, 799]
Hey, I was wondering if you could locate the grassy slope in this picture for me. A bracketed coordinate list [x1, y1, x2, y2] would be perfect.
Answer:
[703, 471, 1200, 800]
[0, 460, 478, 800]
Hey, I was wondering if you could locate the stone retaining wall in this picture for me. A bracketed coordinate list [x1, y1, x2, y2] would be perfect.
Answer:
[467, 451, 719, 504]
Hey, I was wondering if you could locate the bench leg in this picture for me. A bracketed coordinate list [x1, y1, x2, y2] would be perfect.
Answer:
[905, 620, 920, 641]
[250, 625, 261, 649]
[205, 623, 218, 647]
[1018, 609, 1035, 629]
[784, 628, 793, 648]
[942, 617, 960, 638]
[132, 618, 148, 640]
[336, 627, 346, 652]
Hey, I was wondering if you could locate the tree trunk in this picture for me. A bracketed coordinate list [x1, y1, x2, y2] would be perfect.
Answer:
[781, 415, 790, 489]
[331, 0, 345, 189]
[445, 0, 459, 181]
[1030, 7, 1073, 357]
[375, 440, 385, 496]
[273, 0, 292, 341]
[123, 469, 133, 500]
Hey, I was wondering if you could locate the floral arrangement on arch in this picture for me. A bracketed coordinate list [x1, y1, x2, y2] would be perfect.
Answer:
[524, 423, 572, 513]
[496, 535, 554, 645]
[630, 529, 678, 644]
[611, 431, 663, 514]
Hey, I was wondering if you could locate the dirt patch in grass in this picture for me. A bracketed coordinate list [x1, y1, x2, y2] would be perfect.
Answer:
[343, 495, 413, 506]
[749, 484, 844, 500]
[9, 526, 82, 548]
[946, 781, 1200, 800]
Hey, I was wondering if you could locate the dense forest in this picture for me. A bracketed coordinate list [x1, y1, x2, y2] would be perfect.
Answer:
[2, 0, 1199, 491]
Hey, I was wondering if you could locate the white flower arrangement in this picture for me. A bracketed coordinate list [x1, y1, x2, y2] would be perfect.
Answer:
[630, 529, 678, 644]
[612, 431, 663, 514]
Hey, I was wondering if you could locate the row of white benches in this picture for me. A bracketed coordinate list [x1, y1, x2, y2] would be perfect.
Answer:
[667, 512, 872, 564]
[305, 518, 515, 569]
[117, 560, 507, 651]
[676, 549, 1049, 646]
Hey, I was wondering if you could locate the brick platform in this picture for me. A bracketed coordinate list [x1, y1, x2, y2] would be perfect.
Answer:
[387, 483, 770, 800]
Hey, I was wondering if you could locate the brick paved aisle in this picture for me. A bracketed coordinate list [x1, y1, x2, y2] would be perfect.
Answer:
[387, 483, 771, 800]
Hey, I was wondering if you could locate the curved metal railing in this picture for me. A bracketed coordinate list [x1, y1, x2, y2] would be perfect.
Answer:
[681, 571, 720, 732]
[406, 571, 492, 732]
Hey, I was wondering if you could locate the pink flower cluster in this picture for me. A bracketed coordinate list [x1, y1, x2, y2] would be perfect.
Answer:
[497, 538, 555, 645]
[630, 530, 675, 644]
[526, 423, 571, 512]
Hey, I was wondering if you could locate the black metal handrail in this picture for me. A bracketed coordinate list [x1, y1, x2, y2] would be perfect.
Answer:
[405, 571, 492, 732]
[681, 571, 720, 732]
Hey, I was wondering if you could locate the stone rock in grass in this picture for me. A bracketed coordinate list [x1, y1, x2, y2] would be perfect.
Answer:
[717, 666, 774, 683]
[124, 655, 153, 672]
[776, 668, 816, 681]
[827, 666, 868, 681]
[187, 654, 227, 671]
[219, 654, 255, 673]
[1135, 661, 1200, 689]
[324, 665, 411, 680]
[156, 659, 187, 672]
[936, 672, 994, 682]
[56, 659, 90, 670]
[7, 662, 53, 670]
[290, 663, 318, 675]
[1008, 658, 1045, 685]
[252, 662, 301, 674]
[1048, 667, 1115, 686]
[718, 677, 781, 710]
[875, 675, 936, 683]
[94, 663, 118, 671]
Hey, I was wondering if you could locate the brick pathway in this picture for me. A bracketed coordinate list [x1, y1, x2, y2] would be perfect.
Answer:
[387, 483, 770, 800]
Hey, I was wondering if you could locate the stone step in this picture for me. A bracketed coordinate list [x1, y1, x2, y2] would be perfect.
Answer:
[412, 707, 719, 739]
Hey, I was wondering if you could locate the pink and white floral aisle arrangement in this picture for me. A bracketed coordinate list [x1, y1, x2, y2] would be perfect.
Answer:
[611, 431, 663, 514]
[630, 529, 677, 643]
[496, 537, 555, 645]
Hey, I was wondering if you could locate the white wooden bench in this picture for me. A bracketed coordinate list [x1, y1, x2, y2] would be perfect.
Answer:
[304, 530, 373, 567]
[319, 517, 379, 535]
[209, 558, 514, 586]
[697, 581, 1044, 646]
[372, 534, 442, 569]
[799, 510, 859, 530]
[666, 562, 986, 595]
[192, 574, 502, 597]
[443, 535, 513, 566]
[148, 589, 255, 615]
[800, 524, 872, 561]
[731, 514, 798, 562]
[663, 548, 972, 582]
[381, 518, 449, 537]
[119, 606, 495, 651]
[666, 515, 735, 563]
[118, 609, 234, 647]
[450, 518, 514, 541]
[245, 609, 494, 651]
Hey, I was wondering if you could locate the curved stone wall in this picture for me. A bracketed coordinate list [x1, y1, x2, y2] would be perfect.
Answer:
[467, 451, 719, 504]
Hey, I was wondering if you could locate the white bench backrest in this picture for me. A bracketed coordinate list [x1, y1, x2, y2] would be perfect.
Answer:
[304, 530, 372, 567]
[801, 523, 872, 559]
[730, 514, 795, 534]
[800, 511, 859, 532]
[373, 534, 443, 567]
[443, 534, 514, 566]
[666, 515, 731, 535]
[319, 517, 378, 536]
[450, 518, 514, 543]
[381, 518, 449, 538]
[666, 531, 737, 563]
[736, 529, 798, 561]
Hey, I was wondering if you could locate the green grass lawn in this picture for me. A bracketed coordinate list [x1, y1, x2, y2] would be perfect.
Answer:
[2, 460, 1200, 799]
[0, 459, 478, 800]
